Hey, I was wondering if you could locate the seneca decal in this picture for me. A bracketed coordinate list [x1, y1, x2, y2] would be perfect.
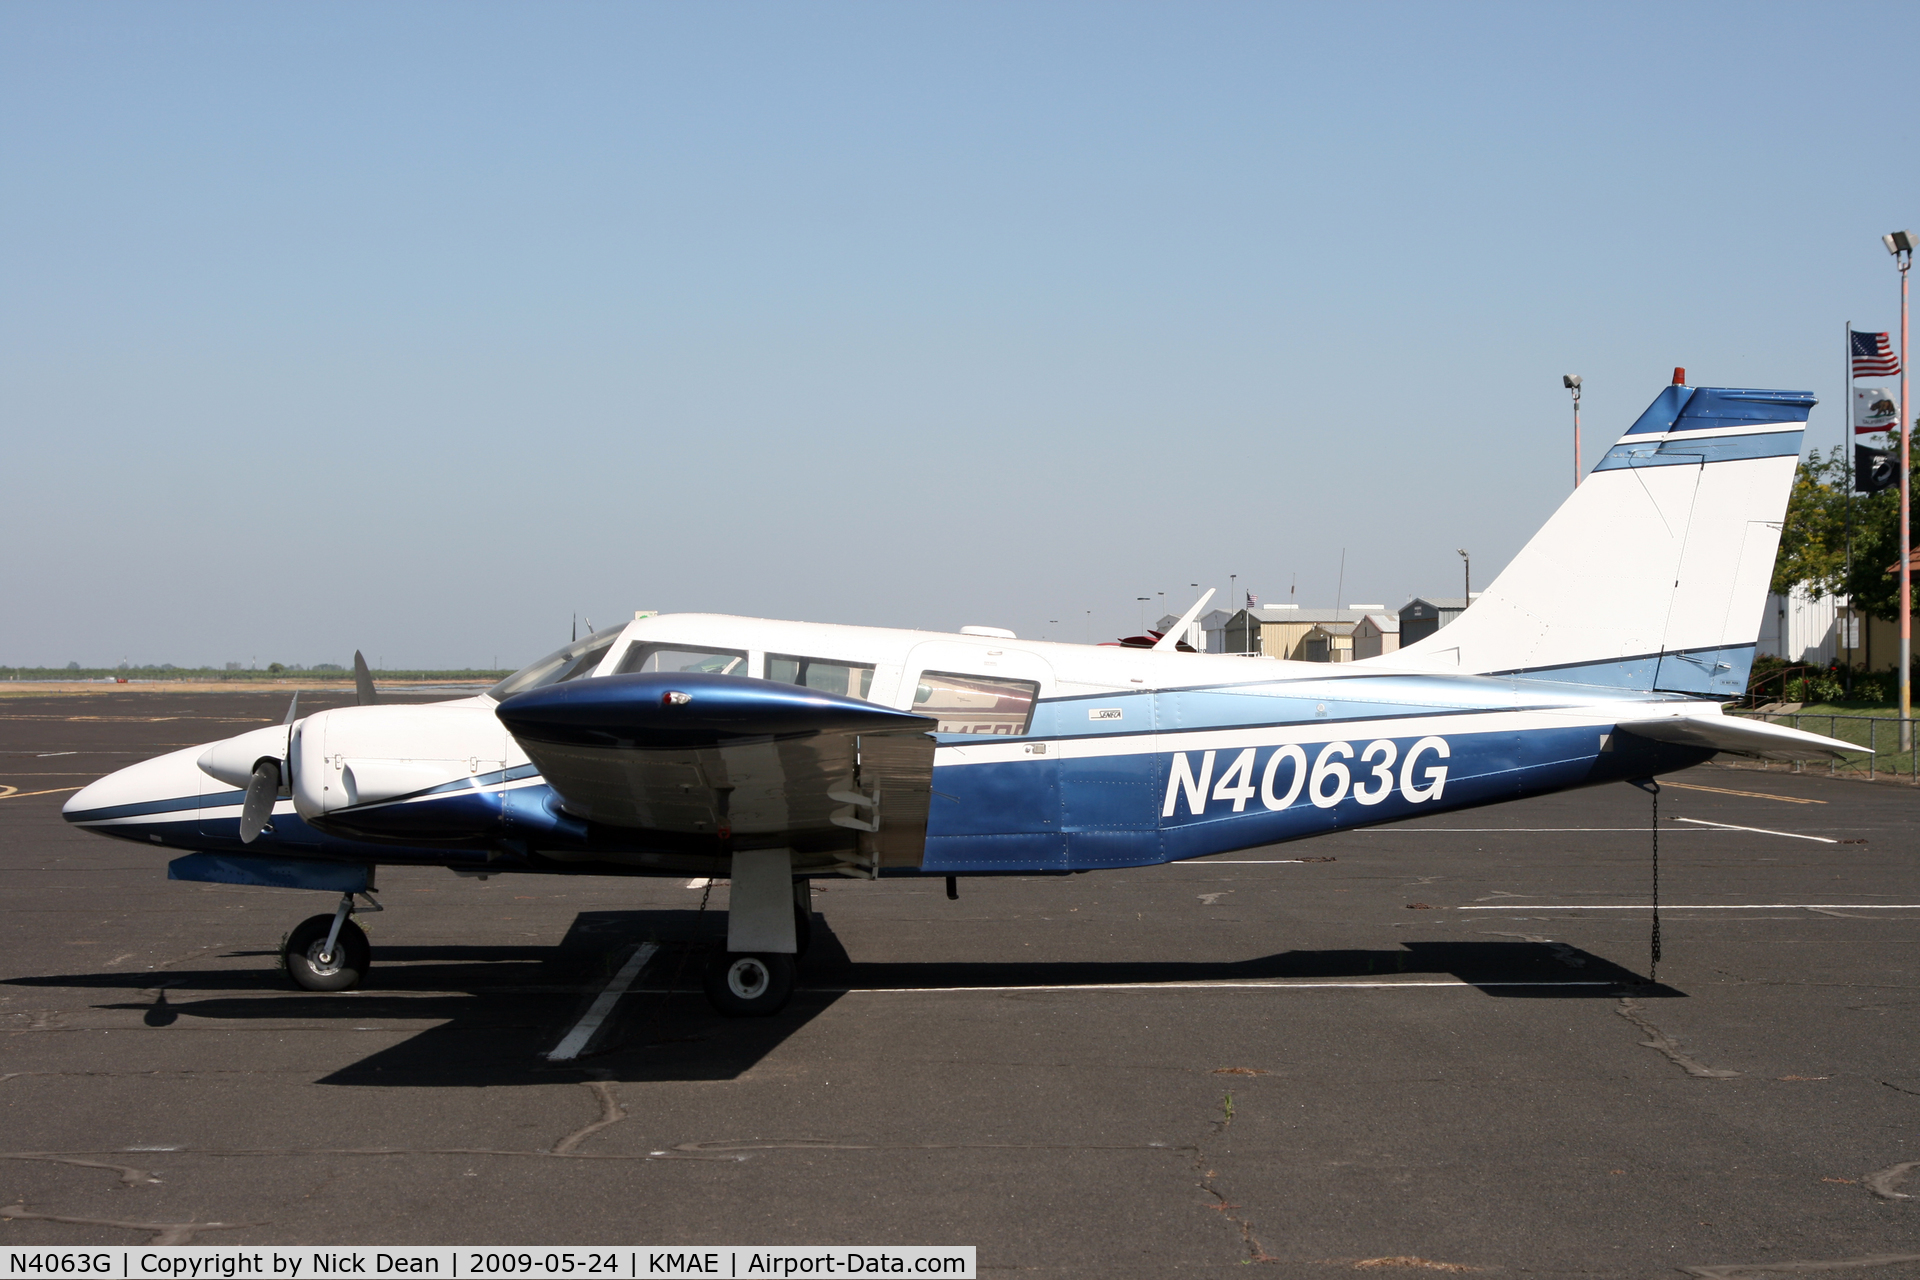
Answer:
[1160, 737, 1450, 817]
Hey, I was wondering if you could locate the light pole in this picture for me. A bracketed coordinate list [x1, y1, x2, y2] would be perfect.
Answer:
[1563, 375, 1583, 488]
[1886, 229, 1916, 746]
[1456, 548, 1471, 603]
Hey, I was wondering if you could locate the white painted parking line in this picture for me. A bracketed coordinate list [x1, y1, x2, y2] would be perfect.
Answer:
[819, 979, 1618, 993]
[1670, 816, 1838, 843]
[1460, 904, 1920, 911]
[544, 943, 658, 1062]
[1360, 822, 1841, 841]
[1178, 859, 1316, 864]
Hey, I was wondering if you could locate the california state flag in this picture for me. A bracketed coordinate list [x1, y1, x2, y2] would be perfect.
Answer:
[1854, 386, 1898, 435]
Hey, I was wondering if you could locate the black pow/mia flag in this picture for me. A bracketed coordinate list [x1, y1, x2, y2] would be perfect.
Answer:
[1856, 444, 1899, 494]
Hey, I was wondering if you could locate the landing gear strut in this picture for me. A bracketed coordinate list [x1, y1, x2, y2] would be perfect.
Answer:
[703, 850, 805, 1017]
[284, 891, 379, 991]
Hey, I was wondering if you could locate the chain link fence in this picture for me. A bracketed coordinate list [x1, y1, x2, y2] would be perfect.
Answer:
[1725, 710, 1918, 784]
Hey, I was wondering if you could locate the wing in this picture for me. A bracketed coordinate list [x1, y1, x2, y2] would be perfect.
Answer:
[496, 673, 937, 875]
[1616, 710, 1863, 762]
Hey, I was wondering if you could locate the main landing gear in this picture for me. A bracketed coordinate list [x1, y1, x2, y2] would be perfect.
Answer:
[284, 891, 380, 992]
[702, 853, 811, 1018]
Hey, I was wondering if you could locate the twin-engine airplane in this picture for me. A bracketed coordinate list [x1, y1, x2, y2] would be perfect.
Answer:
[67, 379, 1859, 1015]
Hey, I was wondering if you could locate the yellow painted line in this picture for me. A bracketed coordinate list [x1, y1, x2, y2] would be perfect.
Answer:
[0, 786, 85, 800]
[1660, 780, 1824, 805]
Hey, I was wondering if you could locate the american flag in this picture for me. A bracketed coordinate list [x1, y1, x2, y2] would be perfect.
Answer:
[1245, 593, 1258, 607]
[1852, 331, 1901, 377]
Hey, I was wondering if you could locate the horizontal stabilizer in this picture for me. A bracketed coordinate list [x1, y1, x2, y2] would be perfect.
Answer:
[1616, 712, 1864, 762]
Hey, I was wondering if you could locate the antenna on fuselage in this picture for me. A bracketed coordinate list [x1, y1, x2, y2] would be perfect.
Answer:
[1153, 588, 1216, 652]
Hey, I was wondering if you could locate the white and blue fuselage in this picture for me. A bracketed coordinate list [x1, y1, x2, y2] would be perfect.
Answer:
[64, 382, 1856, 891]
[61, 615, 1759, 881]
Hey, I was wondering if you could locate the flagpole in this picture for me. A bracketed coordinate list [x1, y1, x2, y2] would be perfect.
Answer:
[1901, 249, 1912, 749]
[1845, 322, 1854, 694]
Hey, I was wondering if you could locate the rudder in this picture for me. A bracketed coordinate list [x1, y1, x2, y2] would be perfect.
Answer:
[1375, 381, 1814, 693]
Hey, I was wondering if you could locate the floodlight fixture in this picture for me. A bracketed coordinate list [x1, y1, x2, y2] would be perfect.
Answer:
[1884, 229, 1916, 256]
[1565, 375, 1584, 486]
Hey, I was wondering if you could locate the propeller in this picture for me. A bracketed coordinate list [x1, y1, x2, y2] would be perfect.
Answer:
[282, 690, 300, 725]
[353, 651, 381, 707]
[1153, 588, 1216, 652]
[239, 759, 280, 844]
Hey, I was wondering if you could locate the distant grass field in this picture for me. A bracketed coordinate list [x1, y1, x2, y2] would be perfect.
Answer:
[0, 666, 511, 684]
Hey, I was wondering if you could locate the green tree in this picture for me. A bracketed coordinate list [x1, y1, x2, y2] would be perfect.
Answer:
[1771, 444, 1850, 598]
[1773, 427, 1920, 622]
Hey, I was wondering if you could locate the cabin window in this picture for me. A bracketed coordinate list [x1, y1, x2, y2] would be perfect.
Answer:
[766, 654, 875, 699]
[488, 630, 626, 700]
[614, 644, 749, 677]
[912, 670, 1039, 735]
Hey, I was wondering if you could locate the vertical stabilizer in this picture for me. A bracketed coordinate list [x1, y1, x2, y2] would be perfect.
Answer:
[1373, 383, 1815, 694]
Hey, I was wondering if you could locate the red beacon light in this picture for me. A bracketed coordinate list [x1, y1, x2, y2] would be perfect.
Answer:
[1672, 366, 1687, 386]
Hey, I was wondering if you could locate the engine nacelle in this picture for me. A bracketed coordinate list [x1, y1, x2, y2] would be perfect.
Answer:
[290, 701, 516, 826]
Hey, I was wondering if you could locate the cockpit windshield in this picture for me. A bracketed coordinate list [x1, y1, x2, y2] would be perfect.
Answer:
[487, 630, 625, 701]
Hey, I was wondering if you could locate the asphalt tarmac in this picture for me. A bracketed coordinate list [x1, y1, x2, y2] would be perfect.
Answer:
[2, 691, 1917, 1277]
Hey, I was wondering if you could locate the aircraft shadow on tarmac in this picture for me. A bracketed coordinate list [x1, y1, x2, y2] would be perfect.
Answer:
[7, 910, 1672, 1088]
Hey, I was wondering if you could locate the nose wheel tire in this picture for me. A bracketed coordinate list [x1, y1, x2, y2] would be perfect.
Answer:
[703, 951, 794, 1017]
[283, 914, 370, 992]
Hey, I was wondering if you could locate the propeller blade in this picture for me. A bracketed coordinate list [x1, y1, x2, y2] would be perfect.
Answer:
[353, 651, 381, 707]
[1153, 588, 1216, 652]
[239, 760, 280, 844]
[282, 690, 300, 725]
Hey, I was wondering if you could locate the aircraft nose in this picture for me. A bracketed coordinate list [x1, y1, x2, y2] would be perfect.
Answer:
[64, 768, 134, 821]
[62, 746, 213, 830]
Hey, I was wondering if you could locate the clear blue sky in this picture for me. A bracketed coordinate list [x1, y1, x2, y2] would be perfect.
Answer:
[4, 3, 1916, 669]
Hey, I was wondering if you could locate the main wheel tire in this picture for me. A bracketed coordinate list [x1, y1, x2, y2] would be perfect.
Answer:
[284, 914, 370, 992]
[703, 951, 794, 1017]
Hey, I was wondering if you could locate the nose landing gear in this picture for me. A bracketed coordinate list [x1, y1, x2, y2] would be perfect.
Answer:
[283, 891, 380, 991]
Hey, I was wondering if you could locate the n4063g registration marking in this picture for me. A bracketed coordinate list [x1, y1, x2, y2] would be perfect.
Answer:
[1162, 737, 1450, 816]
